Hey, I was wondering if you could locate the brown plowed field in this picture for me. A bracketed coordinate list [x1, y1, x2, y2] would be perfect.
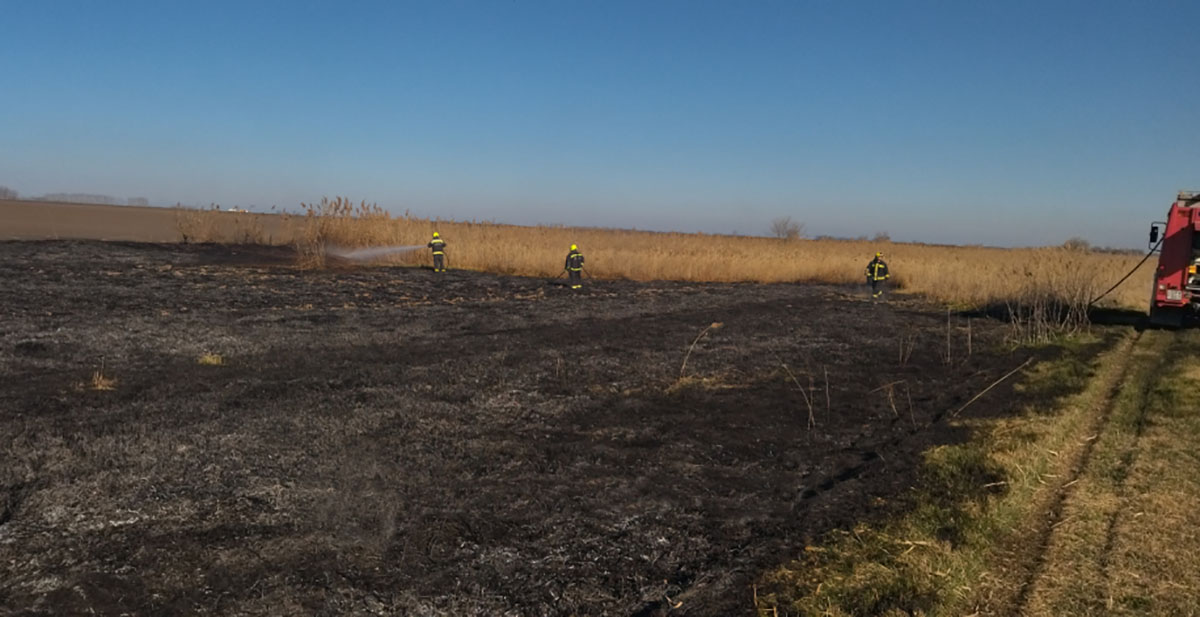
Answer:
[0, 200, 285, 243]
[0, 200, 183, 242]
[1, 241, 1040, 616]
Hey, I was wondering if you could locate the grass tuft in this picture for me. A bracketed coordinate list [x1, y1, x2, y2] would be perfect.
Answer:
[89, 371, 117, 391]
[197, 353, 224, 366]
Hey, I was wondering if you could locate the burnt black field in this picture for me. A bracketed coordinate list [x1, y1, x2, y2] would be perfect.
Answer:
[1, 241, 1044, 616]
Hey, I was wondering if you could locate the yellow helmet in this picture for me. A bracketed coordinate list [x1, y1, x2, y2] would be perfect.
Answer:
[432, 232, 440, 238]
[875, 252, 882, 257]
[570, 244, 577, 251]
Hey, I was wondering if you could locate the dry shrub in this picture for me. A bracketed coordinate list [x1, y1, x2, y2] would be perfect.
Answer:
[293, 204, 332, 269]
[292, 197, 397, 268]
[996, 249, 1100, 343]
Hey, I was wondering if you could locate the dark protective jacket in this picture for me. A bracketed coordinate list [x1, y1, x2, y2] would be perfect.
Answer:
[428, 238, 446, 255]
[866, 258, 889, 281]
[565, 250, 585, 272]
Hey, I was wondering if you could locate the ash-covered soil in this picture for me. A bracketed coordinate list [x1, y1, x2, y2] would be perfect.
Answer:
[1, 241, 1047, 616]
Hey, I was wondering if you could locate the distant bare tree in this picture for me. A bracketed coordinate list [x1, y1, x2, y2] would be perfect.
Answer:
[0, 185, 17, 200]
[128, 197, 149, 206]
[770, 216, 805, 240]
[1062, 236, 1091, 252]
[872, 231, 891, 243]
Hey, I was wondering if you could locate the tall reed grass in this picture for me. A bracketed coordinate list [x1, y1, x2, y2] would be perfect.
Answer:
[174, 205, 268, 245]
[174, 198, 1152, 312]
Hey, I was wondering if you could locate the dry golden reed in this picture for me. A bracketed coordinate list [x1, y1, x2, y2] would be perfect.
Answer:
[174, 198, 1153, 310]
[174, 205, 268, 245]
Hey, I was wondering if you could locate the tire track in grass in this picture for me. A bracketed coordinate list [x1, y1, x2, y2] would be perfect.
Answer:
[1093, 337, 1163, 610]
[1100, 329, 1200, 614]
[996, 329, 1149, 615]
[1014, 328, 1168, 616]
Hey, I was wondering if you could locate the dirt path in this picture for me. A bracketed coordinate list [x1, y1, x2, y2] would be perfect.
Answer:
[1004, 328, 1200, 616]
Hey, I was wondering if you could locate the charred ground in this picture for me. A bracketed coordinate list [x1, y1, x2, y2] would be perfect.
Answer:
[1, 241, 1058, 616]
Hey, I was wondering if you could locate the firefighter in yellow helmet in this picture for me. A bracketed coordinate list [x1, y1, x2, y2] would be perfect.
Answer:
[428, 232, 446, 272]
[865, 251, 890, 299]
[564, 244, 585, 289]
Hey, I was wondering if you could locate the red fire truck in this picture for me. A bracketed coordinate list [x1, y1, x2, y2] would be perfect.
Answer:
[1149, 191, 1200, 327]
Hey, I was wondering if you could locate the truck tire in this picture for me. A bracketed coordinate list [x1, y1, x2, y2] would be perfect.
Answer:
[1149, 305, 1185, 328]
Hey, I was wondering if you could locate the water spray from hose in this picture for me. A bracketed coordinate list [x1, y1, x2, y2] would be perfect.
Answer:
[326, 245, 427, 261]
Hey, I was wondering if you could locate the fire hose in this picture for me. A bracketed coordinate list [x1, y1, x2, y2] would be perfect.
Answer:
[1087, 235, 1163, 307]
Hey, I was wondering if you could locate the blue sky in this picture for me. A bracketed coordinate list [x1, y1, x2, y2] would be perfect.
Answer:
[1, 0, 1197, 247]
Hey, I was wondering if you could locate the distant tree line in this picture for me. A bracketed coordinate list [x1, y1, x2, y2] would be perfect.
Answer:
[37, 193, 123, 205]
[0, 185, 149, 206]
[771, 217, 898, 244]
[1062, 236, 1141, 255]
